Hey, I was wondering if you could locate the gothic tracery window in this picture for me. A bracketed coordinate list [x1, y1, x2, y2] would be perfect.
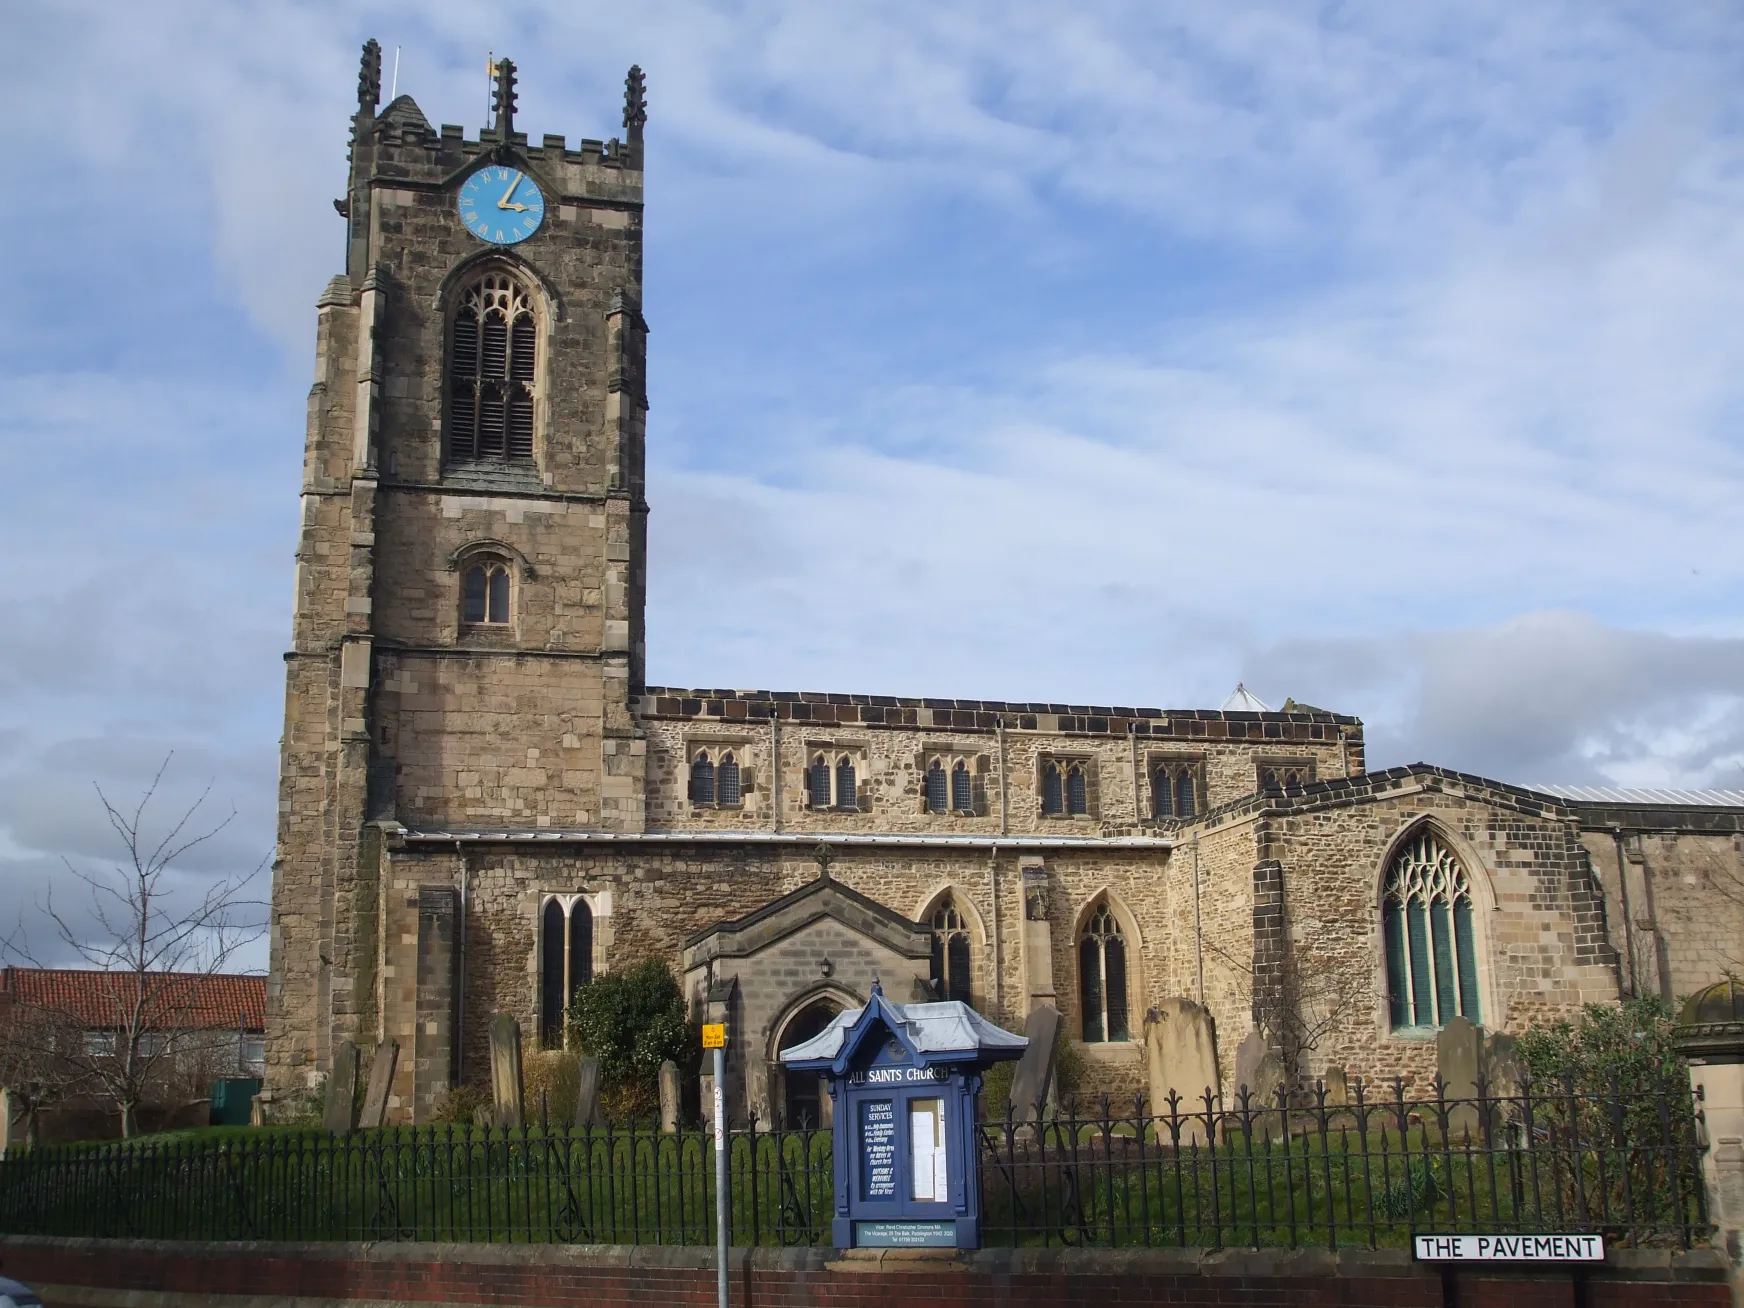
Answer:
[930, 898, 972, 1005]
[449, 271, 537, 464]
[717, 751, 741, 806]
[1078, 903, 1129, 1043]
[462, 559, 511, 624]
[1382, 831, 1480, 1031]
[1259, 762, 1313, 796]
[539, 895, 594, 1048]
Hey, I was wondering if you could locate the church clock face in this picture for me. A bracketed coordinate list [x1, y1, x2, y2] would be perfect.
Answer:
[458, 166, 545, 245]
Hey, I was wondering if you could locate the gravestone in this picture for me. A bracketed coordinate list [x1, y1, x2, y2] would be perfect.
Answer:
[1143, 998, 1218, 1145]
[358, 1038, 399, 1129]
[1007, 1004, 1061, 1125]
[489, 1013, 525, 1129]
[1232, 1029, 1285, 1141]
[1484, 1030, 1521, 1099]
[1437, 1015, 1484, 1137]
[1320, 1064, 1349, 1108]
[323, 1040, 360, 1135]
[574, 1055, 601, 1127]
[659, 1059, 680, 1133]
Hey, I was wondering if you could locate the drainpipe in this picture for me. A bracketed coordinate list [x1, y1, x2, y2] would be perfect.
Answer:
[1637, 843, 1672, 1002]
[988, 845, 1002, 1014]
[1128, 723, 1141, 823]
[1611, 828, 1637, 999]
[996, 717, 1008, 836]
[1192, 831, 1205, 1007]
[770, 709, 782, 833]
[454, 841, 468, 1086]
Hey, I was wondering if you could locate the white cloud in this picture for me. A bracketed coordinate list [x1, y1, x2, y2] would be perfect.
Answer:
[0, 0, 1739, 953]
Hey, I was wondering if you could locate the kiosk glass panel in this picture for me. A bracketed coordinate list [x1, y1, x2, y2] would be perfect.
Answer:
[861, 1099, 897, 1200]
[909, 1098, 947, 1201]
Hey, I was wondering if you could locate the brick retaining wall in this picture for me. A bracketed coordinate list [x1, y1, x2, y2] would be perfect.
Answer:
[0, 1237, 1729, 1308]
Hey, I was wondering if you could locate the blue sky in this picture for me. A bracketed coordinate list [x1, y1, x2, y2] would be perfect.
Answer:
[2, 2, 1742, 967]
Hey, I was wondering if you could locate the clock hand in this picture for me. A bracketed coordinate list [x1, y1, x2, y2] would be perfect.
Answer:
[497, 172, 522, 210]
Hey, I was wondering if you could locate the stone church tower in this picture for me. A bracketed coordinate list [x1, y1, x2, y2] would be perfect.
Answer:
[268, 44, 651, 1091]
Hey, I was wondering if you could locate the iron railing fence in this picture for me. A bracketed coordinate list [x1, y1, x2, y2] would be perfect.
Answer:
[982, 1074, 1709, 1251]
[0, 1118, 832, 1247]
[0, 1075, 1709, 1251]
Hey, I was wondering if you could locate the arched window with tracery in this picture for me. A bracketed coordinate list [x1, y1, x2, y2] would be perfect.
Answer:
[1078, 903, 1129, 1042]
[951, 760, 973, 814]
[930, 898, 972, 1004]
[1382, 831, 1480, 1031]
[449, 270, 538, 464]
[925, 760, 948, 814]
[462, 559, 511, 624]
[539, 896, 594, 1048]
[835, 756, 857, 810]
[689, 752, 715, 805]
[717, 752, 741, 806]
[808, 755, 831, 809]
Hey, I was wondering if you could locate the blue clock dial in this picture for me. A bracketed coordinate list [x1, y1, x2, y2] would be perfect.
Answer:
[457, 165, 545, 245]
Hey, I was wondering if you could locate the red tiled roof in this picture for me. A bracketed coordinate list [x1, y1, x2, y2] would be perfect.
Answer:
[0, 967, 265, 1031]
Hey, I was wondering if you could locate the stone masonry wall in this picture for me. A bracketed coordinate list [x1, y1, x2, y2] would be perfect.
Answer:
[1194, 768, 1624, 1091]
[639, 690, 1361, 836]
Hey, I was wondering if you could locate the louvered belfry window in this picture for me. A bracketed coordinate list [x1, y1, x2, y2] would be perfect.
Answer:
[450, 273, 537, 464]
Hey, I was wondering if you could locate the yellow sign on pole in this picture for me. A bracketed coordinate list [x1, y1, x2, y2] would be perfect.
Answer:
[702, 1023, 727, 1049]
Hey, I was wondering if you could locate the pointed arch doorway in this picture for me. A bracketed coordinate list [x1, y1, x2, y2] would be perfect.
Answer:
[774, 995, 845, 1129]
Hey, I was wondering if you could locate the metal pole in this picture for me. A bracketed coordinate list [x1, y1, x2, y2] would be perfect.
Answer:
[714, 1043, 728, 1308]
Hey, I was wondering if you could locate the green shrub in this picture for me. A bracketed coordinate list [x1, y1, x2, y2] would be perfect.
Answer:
[1514, 994, 1686, 1100]
[430, 1083, 491, 1125]
[567, 959, 697, 1121]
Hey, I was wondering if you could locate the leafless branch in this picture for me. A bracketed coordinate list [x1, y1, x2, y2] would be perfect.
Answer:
[2, 753, 267, 1137]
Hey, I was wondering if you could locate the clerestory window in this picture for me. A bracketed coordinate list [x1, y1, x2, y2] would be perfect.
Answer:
[449, 271, 538, 465]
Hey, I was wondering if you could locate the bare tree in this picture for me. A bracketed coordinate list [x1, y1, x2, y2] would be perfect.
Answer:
[0, 1001, 85, 1149]
[3, 755, 265, 1137]
[1206, 937, 1371, 1087]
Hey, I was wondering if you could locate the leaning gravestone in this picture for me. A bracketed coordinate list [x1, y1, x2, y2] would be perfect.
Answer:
[1232, 1028, 1286, 1141]
[489, 1013, 525, 1129]
[1144, 997, 1218, 1145]
[1007, 1004, 1062, 1125]
[324, 1040, 360, 1135]
[1484, 1030, 1521, 1100]
[358, 1038, 399, 1129]
[659, 1059, 680, 1134]
[574, 1055, 601, 1128]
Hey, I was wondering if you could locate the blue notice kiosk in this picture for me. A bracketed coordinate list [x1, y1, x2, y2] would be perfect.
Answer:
[780, 981, 1026, 1250]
